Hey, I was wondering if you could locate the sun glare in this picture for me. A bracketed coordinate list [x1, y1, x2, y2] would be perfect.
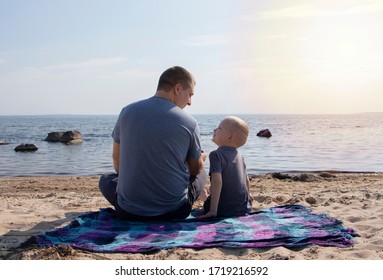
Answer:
[337, 41, 357, 60]
[301, 12, 383, 93]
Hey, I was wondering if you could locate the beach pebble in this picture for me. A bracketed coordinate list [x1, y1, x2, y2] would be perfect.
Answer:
[319, 172, 336, 178]
[292, 173, 317, 182]
[305, 197, 317, 205]
[274, 195, 287, 204]
[254, 195, 272, 204]
[272, 172, 291, 180]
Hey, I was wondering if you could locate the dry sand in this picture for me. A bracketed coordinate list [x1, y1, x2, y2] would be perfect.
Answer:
[1, 172, 382, 260]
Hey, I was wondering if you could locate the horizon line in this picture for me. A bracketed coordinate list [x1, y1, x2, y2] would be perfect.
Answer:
[1, 112, 382, 117]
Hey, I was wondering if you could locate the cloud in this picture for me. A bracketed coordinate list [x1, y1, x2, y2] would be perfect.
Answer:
[244, 1, 383, 21]
[178, 34, 226, 47]
[44, 57, 129, 71]
[101, 68, 158, 80]
[0, 58, 5, 64]
[346, 1, 383, 14]
[258, 4, 327, 20]
[0, 57, 129, 82]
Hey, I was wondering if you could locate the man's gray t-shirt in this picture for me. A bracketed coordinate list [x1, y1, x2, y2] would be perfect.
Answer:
[112, 96, 202, 216]
[209, 146, 252, 217]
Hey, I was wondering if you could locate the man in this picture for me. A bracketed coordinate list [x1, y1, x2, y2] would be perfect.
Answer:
[99, 66, 208, 220]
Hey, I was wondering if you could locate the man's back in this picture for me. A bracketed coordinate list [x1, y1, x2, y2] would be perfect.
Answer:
[113, 96, 201, 216]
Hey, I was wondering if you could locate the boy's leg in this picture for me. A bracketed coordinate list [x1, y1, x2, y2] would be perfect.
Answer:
[203, 196, 211, 213]
[98, 172, 118, 206]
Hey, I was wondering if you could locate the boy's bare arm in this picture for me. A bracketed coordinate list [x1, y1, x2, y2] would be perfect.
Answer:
[199, 172, 222, 219]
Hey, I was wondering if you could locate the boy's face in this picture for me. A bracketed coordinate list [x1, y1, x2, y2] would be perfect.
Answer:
[212, 119, 232, 146]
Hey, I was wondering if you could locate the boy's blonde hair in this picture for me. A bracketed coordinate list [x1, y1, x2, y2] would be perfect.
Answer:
[224, 116, 249, 147]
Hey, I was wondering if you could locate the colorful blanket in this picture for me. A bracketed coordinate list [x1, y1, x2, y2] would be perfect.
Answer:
[31, 204, 358, 253]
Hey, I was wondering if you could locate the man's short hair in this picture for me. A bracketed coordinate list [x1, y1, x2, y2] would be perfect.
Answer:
[157, 66, 195, 91]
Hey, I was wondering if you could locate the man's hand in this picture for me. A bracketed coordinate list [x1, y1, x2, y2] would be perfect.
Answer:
[201, 150, 207, 162]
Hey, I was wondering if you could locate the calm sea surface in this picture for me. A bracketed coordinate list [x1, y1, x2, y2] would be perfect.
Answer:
[0, 114, 382, 176]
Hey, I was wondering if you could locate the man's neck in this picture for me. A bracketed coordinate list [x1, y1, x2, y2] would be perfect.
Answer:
[154, 90, 175, 103]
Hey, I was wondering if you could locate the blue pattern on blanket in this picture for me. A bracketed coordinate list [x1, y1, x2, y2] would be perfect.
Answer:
[33, 204, 358, 253]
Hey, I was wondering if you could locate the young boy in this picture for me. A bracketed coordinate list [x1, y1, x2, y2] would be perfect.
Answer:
[199, 116, 253, 218]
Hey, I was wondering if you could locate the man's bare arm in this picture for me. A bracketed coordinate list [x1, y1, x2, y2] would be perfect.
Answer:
[113, 141, 120, 174]
[187, 150, 206, 176]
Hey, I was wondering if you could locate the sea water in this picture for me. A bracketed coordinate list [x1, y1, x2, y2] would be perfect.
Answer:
[0, 113, 382, 176]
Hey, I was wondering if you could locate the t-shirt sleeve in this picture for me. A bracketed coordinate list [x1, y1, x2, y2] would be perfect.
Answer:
[187, 124, 202, 160]
[242, 155, 247, 174]
[111, 112, 122, 143]
[209, 150, 222, 174]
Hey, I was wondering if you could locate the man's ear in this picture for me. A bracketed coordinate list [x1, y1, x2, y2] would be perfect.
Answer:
[174, 83, 182, 95]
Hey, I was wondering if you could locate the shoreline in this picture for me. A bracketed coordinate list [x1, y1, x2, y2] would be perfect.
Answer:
[1, 172, 383, 260]
[1, 169, 381, 178]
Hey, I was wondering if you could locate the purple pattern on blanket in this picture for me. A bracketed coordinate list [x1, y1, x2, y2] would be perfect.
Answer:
[32, 204, 358, 253]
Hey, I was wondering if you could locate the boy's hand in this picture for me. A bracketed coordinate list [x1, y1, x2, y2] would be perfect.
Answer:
[198, 211, 217, 219]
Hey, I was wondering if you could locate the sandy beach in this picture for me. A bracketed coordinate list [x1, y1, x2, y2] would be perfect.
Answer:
[1, 172, 382, 260]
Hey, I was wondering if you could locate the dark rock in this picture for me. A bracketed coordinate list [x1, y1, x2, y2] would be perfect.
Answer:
[257, 129, 272, 138]
[44, 132, 65, 142]
[14, 143, 38, 152]
[44, 130, 83, 145]
[319, 172, 336, 178]
[292, 173, 317, 182]
[59, 130, 83, 145]
[272, 172, 292, 180]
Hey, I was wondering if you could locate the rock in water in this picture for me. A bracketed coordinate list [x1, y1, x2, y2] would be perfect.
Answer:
[257, 129, 272, 138]
[44, 130, 83, 144]
[59, 130, 83, 145]
[44, 132, 65, 142]
[14, 143, 38, 152]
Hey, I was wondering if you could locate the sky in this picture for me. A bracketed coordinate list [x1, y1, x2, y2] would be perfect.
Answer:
[1, 0, 383, 115]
